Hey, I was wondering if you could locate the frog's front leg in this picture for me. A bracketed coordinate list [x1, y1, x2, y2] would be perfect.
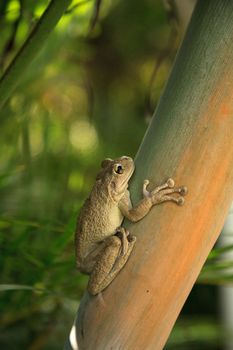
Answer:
[88, 230, 136, 295]
[119, 178, 187, 222]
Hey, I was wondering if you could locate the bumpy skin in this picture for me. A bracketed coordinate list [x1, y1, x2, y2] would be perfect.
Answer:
[75, 156, 187, 295]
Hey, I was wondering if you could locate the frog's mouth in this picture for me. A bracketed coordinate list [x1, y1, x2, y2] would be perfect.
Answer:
[126, 165, 135, 184]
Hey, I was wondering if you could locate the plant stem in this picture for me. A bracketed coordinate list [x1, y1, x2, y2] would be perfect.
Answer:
[71, 0, 233, 349]
[0, 0, 72, 112]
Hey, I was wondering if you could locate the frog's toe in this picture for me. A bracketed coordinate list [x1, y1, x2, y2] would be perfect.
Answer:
[180, 186, 188, 195]
[177, 197, 185, 206]
[128, 234, 137, 243]
[167, 178, 175, 188]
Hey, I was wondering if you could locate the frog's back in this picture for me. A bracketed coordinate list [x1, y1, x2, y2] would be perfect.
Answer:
[75, 191, 123, 260]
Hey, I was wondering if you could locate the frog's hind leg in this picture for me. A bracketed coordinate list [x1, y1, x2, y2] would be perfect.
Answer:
[87, 234, 136, 295]
[77, 243, 105, 274]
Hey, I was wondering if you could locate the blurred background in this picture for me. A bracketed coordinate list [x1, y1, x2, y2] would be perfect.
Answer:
[1, 0, 233, 349]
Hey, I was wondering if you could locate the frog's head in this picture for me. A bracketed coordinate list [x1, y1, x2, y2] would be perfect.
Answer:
[97, 156, 135, 201]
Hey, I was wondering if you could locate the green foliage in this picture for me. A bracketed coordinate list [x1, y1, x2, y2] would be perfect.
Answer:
[0, 0, 233, 349]
[199, 239, 233, 285]
[0, 0, 169, 347]
[0, 0, 73, 109]
[166, 317, 223, 349]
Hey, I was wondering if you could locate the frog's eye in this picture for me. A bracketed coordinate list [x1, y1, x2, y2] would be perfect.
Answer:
[114, 164, 124, 174]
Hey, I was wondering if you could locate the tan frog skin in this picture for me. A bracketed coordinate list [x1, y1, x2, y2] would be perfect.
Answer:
[75, 156, 187, 295]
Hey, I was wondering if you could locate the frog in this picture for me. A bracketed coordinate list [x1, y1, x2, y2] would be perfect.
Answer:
[75, 156, 187, 295]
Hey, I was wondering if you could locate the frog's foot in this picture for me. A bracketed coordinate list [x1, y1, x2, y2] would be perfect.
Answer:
[143, 178, 187, 206]
[115, 227, 130, 256]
